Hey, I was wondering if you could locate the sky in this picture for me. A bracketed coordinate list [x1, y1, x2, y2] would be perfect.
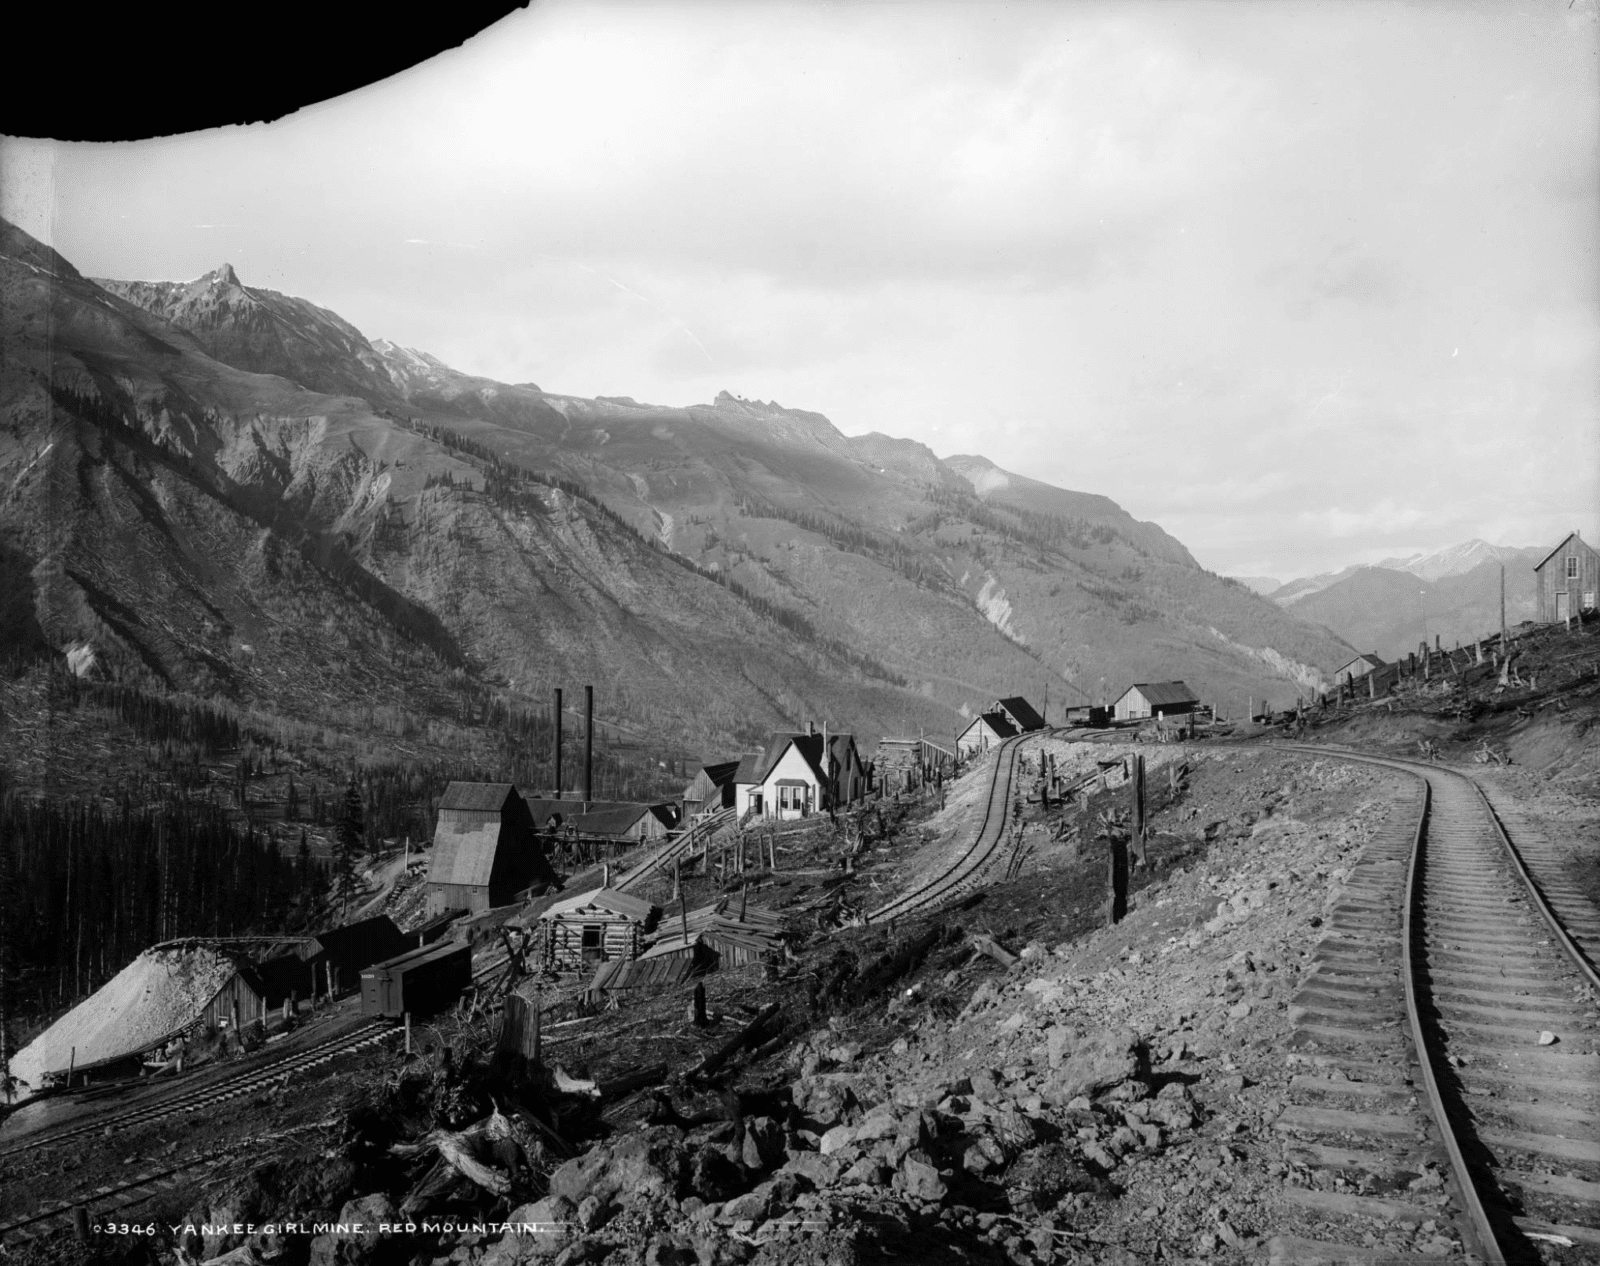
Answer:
[3, 0, 1597, 581]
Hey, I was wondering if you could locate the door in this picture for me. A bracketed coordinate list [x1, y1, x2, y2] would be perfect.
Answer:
[1556, 591, 1570, 621]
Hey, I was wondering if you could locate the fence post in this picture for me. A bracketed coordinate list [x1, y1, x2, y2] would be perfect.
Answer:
[1131, 754, 1147, 867]
[405, 1011, 412, 1055]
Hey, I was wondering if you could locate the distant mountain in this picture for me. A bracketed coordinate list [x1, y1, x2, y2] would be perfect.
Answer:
[1271, 565, 1367, 607]
[1230, 577, 1282, 597]
[1288, 559, 1539, 661]
[1373, 539, 1543, 583]
[1, 218, 1356, 781]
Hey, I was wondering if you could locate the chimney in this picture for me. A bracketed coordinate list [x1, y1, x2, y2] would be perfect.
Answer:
[807, 721, 815, 736]
[584, 685, 594, 802]
[553, 687, 563, 798]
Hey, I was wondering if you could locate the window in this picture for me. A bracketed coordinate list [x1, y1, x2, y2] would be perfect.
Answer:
[581, 925, 601, 949]
[1569, 556, 1580, 580]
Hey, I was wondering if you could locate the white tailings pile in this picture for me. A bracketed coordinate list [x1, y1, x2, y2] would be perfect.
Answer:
[8, 945, 240, 1091]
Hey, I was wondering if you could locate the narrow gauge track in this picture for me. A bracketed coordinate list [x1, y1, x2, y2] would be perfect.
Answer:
[1, 1146, 236, 1243]
[1268, 745, 1600, 1263]
[866, 733, 1029, 924]
[615, 807, 735, 893]
[0, 1019, 397, 1164]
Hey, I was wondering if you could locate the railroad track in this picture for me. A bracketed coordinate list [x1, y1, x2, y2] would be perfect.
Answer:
[0, 1019, 397, 1164]
[1267, 745, 1600, 1263]
[615, 807, 735, 893]
[0, 1119, 341, 1245]
[866, 733, 1029, 924]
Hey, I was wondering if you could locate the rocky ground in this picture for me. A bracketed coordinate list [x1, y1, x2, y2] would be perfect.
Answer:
[7, 705, 1599, 1266]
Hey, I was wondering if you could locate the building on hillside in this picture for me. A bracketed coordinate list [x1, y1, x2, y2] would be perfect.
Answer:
[989, 696, 1047, 732]
[562, 801, 677, 845]
[1533, 531, 1600, 623]
[682, 760, 740, 819]
[956, 710, 1018, 758]
[873, 737, 954, 793]
[539, 887, 660, 970]
[1111, 681, 1200, 722]
[425, 782, 557, 916]
[732, 728, 866, 821]
[1332, 654, 1388, 687]
[824, 733, 870, 804]
[254, 916, 408, 1004]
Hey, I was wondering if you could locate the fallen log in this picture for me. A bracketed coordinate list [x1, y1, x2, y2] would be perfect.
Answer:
[969, 933, 1019, 968]
[691, 1002, 781, 1079]
[551, 1065, 601, 1098]
[597, 1062, 667, 1100]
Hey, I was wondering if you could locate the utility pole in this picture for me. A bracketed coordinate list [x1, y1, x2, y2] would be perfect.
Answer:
[1500, 564, 1507, 651]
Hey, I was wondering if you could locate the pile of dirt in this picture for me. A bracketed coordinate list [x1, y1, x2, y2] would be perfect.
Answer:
[7, 945, 242, 1091]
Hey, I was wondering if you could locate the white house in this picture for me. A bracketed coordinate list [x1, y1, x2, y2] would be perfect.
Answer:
[734, 728, 860, 821]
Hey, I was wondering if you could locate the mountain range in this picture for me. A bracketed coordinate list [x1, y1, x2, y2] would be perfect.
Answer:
[0, 217, 1354, 775]
[1260, 540, 1548, 662]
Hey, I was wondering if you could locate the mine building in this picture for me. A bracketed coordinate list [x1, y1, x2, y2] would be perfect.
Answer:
[682, 760, 740, 820]
[1533, 531, 1599, 623]
[255, 915, 410, 1004]
[539, 886, 660, 969]
[1332, 654, 1388, 687]
[1111, 681, 1200, 722]
[957, 710, 1018, 758]
[425, 782, 557, 916]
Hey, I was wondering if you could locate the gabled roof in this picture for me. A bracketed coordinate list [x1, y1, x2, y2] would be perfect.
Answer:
[733, 753, 765, 785]
[1535, 531, 1596, 571]
[750, 732, 829, 785]
[962, 711, 1018, 740]
[994, 696, 1046, 731]
[1335, 653, 1386, 671]
[438, 782, 519, 813]
[428, 822, 502, 888]
[825, 733, 859, 769]
[1120, 681, 1199, 707]
[540, 886, 658, 924]
[699, 760, 740, 788]
[565, 803, 654, 838]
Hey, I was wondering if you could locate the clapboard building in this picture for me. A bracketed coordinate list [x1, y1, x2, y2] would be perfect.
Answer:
[682, 761, 740, 820]
[733, 728, 868, 821]
[1112, 681, 1200, 722]
[1534, 531, 1600, 624]
[957, 710, 1017, 758]
[425, 783, 557, 916]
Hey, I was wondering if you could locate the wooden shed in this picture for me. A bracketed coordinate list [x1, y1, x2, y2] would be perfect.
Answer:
[683, 761, 740, 820]
[957, 711, 1018, 758]
[539, 887, 660, 970]
[1332, 654, 1387, 687]
[1112, 682, 1200, 722]
[197, 961, 271, 1032]
[426, 782, 557, 916]
[1533, 532, 1600, 623]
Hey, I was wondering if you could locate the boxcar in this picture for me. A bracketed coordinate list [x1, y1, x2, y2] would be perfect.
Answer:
[360, 941, 472, 1018]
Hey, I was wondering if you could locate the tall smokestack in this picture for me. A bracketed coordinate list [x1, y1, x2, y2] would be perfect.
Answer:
[584, 684, 594, 804]
[553, 688, 563, 798]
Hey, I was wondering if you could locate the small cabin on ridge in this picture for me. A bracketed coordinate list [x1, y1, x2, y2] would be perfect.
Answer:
[538, 887, 660, 970]
[1533, 531, 1599, 623]
[1333, 654, 1388, 687]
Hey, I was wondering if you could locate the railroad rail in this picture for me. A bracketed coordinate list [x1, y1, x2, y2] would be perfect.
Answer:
[865, 733, 1030, 924]
[0, 1019, 397, 1164]
[1267, 745, 1600, 1262]
[615, 807, 735, 893]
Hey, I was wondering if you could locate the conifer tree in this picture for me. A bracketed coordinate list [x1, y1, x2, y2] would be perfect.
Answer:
[335, 776, 365, 917]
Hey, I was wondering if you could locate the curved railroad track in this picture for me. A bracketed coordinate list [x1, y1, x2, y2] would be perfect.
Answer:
[1267, 744, 1600, 1263]
[0, 1019, 397, 1165]
[866, 733, 1030, 924]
